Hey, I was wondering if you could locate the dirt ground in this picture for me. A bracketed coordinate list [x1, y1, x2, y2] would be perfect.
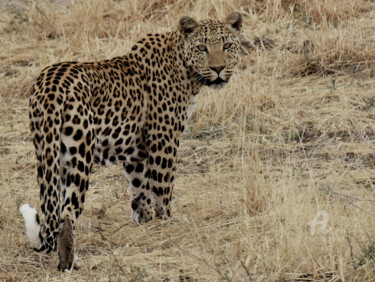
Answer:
[1, 0, 375, 281]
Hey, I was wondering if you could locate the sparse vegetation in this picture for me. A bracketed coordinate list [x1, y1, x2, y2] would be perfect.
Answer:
[1, 0, 375, 280]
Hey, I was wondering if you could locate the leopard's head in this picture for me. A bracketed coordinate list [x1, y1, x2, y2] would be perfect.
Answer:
[180, 12, 243, 90]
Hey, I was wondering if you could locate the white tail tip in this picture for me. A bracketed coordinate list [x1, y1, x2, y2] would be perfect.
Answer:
[20, 204, 41, 249]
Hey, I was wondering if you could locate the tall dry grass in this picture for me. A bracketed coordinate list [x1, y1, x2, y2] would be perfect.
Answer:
[1, 0, 375, 280]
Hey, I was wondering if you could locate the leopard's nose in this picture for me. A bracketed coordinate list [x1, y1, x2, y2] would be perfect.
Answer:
[210, 65, 225, 74]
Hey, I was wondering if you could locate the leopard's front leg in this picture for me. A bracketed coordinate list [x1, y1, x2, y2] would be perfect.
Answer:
[146, 136, 177, 220]
[123, 149, 155, 224]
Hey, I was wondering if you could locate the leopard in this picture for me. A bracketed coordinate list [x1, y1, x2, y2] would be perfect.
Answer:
[19, 12, 244, 270]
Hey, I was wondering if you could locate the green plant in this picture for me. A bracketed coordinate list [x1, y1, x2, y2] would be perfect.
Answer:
[7, 4, 29, 24]
[358, 241, 375, 270]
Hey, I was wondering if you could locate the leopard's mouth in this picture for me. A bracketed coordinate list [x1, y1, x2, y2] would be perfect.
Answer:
[192, 71, 229, 90]
[206, 77, 228, 89]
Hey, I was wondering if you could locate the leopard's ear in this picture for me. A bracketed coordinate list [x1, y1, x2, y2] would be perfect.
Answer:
[179, 16, 199, 38]
[225, 12, 242, 34]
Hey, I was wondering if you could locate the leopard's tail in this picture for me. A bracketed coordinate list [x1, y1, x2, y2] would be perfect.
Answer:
[20, 72, 66, 253]
[19, 84, 44, 251]
[19, 204, 42, 249]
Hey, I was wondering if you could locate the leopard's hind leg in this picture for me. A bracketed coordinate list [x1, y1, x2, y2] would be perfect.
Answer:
[21, 74, 94, 270]
[55, 102, 94, 270]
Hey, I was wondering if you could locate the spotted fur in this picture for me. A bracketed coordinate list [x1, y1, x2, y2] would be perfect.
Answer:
[20, 12, 243, 270]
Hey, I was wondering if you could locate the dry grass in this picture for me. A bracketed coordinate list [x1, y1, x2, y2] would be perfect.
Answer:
[1, 0, 375, 280]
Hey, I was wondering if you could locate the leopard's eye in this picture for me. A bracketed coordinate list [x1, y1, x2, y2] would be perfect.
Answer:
[223, 42, 233, 50]
[197, 45, 207, 52]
